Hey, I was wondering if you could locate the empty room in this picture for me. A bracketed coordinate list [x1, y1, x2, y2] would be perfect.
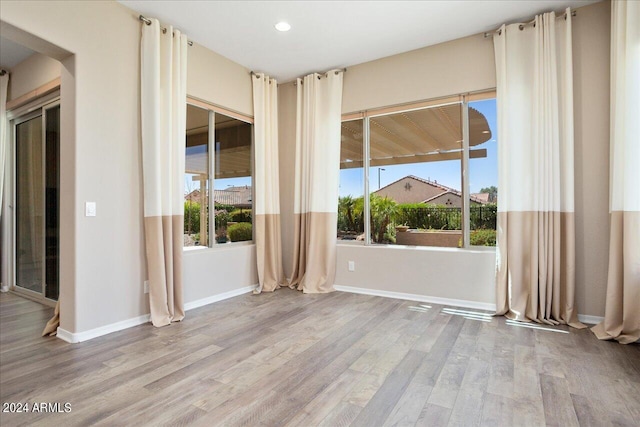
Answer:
[0, 0, 638, 426]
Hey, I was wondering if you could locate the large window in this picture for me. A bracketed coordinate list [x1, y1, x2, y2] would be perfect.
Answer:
[337, 96, 497, 248]
[185, 103, 253, 248]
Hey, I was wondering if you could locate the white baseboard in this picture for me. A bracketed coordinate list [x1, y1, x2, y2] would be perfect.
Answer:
[335, 285, 605, 324]
[184, 285, 258, 311]
[578, 314, 604, 325]
[334, 285, 497, 312]
[57, 284, 258, 343]
[57, 313, 150, 343]
[54, 283, 602, 343]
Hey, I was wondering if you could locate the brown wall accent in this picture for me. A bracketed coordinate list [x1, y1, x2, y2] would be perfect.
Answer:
[396, 230, 462, 248]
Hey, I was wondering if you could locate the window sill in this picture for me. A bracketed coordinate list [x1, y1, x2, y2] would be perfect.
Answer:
[183, 241, 255, 254]
[336, 242, 496, 254]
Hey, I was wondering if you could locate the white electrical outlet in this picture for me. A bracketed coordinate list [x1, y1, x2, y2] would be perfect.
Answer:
[144, 280, 149, 294]
[85, 202, 97, 217]
[348, 261, 355, 272]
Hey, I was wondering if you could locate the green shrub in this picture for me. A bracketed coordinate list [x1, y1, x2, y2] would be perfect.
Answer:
[184, 202, 201, 233]
[228, 222, 252, 242]
[215, 209, 232, 228]
[470, 229, 497, 246]
[230, 209, 252, 223]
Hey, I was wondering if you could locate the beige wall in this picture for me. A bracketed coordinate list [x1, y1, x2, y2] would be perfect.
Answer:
[342, 33, 496, 114]
[183, 245, 257, 302]
[572, 0, 610, 317]
[281, 1, 612, 317]
[7, 52, 61, 101]
[187, 43, 253, 117]
[336, 245, 496, 305]
[278, 81, 297, 279]
[1, 0, 256, 336]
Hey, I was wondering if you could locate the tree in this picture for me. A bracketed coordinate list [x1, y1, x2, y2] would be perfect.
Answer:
[338, 195, 356, 231]
[479, 186, 498, 203]
[370, 194, 398, 243]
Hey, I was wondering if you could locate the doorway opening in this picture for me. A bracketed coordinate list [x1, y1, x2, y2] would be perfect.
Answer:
[11, 98, 60, 305]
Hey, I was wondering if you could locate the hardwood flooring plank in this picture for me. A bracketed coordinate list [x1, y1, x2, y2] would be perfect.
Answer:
[447, 388, 485, 427]
[540, 373, 580, 427]
[284, 369, 362, 427]
[416, 403, 451, 426]
[318, 402, 363, 427]
[570, 393, 612, 427]
[2, 291, 638, 427]
[479, 392, 514, 426]
[350, 349, 425, 427]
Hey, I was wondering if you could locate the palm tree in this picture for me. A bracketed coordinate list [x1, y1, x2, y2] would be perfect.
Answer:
[338, 195, 356, 231]
[370, 194, 398, 243]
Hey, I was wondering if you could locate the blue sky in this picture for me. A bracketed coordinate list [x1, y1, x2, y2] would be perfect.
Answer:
[339, 99, 497, 198]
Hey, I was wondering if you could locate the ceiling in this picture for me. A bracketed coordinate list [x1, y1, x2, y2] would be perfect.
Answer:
[0, 36, 35, 70]
[119, 0, 598, 82]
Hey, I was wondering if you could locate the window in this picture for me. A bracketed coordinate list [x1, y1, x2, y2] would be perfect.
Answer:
[468, 98, 498, 247]
[185, 103, 253, 248]
[338, 118, 364, 241]
[185, 105, 210, 246]
[337, 95, 497, 248]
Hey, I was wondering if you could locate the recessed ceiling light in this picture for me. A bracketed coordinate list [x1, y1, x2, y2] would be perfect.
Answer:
[275, 22, 291, 32]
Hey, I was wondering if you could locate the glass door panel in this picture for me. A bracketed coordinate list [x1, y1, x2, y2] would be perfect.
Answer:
[15, 115, 44, 294]
[45, 105, 60, 300]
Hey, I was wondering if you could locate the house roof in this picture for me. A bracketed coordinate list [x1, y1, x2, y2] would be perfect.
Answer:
[185, 186, 253, 208]
[213, 186, 252, 208]
[470, 192, 491, 203]
[375, 175, 489, 204]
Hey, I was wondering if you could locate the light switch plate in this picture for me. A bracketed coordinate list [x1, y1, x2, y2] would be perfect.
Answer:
[85, 202, 96, 217]
[348, 261, 355, 272]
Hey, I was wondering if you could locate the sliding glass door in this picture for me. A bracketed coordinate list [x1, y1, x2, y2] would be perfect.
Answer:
[13, 102, 60, 302]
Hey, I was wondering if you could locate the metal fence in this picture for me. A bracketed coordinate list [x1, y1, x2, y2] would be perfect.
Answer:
[395, 205, 497, 230]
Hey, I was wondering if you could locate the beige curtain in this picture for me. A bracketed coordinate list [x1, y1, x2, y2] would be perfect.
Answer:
[494, 9, 583, 327]
[252, 73, 284, 293]
[42, 300, 59, 337]
[141, 18, 187, 327]
[592, 0, 640, 345]
[289, 71, 343, 293]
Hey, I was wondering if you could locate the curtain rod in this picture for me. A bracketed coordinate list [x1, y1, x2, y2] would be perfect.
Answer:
[483, 9, 576, 38]
[292, 68, 347, 85]
[250, 69, 347, 85]
[139, 15, 193, 46]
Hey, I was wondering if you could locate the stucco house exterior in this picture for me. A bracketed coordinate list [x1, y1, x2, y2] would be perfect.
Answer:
[374, 175, 488, 207]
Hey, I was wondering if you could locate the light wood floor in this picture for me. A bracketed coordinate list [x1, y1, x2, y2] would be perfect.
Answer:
[1, 290, 638, 427]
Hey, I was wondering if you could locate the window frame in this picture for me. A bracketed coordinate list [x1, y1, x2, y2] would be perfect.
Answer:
[185, 96, 255, 250]
[339, 90, 496, 249]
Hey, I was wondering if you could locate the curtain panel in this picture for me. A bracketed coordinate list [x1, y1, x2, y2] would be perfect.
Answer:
[494, 9, 583, 327]
[289, 71, 344, 293]
[592, 0, 640, 344]
[141, 18, 187, 327]
[252, 73, 284, 293]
